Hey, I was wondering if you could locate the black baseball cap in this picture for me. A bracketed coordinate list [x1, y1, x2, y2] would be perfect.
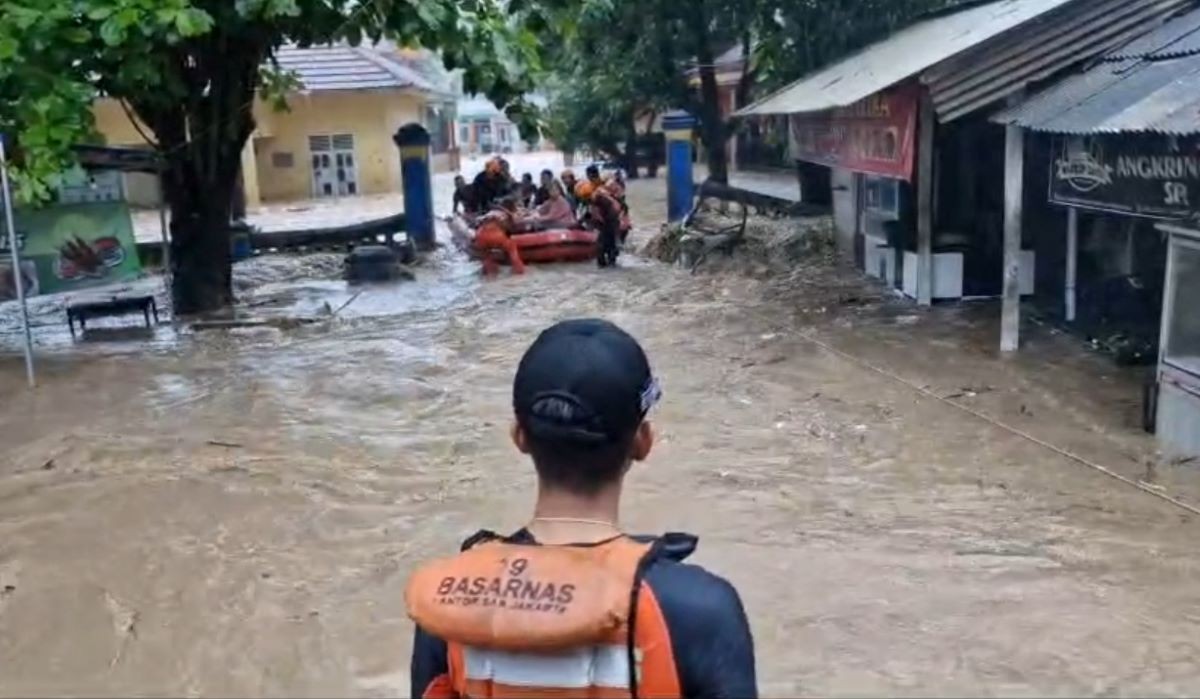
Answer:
[513, 319, 662, 445]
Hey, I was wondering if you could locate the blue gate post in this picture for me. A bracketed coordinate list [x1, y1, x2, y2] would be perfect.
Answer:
[393, 123, 435, 250]
[663, 110, 697, 223]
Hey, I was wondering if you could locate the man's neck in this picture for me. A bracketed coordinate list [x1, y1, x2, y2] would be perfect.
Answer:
[527, 484, 622, 545]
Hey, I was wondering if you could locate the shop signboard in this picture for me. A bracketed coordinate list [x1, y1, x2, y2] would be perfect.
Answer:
[788, 83, 919, 181]
[0, 201, 142, 302]
[1050, 135, 1200, 219]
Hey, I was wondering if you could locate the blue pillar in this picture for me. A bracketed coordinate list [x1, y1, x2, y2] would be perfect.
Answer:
[393, 123, 435, 250]
[663, 110, 697, 223]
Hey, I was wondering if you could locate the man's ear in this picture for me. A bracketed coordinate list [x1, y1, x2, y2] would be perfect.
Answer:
[511, 420, 531, 455]
[630, 421, 654, 462]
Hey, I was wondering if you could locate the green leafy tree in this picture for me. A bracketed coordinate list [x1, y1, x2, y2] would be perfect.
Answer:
[0, 0, 555, 313]
[546, 0, 960, 184]
[543, 0, 763, 184]
[542, 23, 678, 178]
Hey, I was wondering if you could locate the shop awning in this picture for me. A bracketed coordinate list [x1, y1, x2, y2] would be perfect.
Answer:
[737, 0, 1191, 122]
[993, 7, 1200, 134]
[736, 0, 1077, 117]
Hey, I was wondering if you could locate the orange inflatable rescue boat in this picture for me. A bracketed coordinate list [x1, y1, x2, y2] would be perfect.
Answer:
[448, 217, 598, 265]
[488, 228, 598, 264]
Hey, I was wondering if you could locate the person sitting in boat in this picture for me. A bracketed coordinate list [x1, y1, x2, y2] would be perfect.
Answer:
[472, 158, 511, 212]
[561, 169, 580, 209]
[519, 173, 537, 208]
[452, 175, 480, 218]
[520, 181, 577, 231]
[534, 169, 555, 206]
[475, 195, 526, 276]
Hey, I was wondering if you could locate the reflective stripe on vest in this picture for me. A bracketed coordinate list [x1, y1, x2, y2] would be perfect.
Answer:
[463, 644, 629, 690]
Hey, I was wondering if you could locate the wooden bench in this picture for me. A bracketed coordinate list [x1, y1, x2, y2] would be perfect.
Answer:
[680, 180, 834, 271]
[681, 181, 752, 269]
[67, 295, 159, 336]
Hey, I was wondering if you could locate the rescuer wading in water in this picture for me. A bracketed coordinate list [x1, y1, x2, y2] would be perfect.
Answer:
[406, 318, 757, 698]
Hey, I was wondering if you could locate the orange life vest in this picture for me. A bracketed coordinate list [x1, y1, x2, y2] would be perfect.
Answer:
[407, 534, 682, 699]
[588, 188, 629, 232]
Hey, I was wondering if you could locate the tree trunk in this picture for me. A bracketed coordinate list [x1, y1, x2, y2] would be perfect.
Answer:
[641, 113, 661, 178]
[734, 33, 755, 109]
[688, 2, 728, 183]
[232, 167, 248, 220]
[697, 67, 728, 183]
[129, 32, 262, 315]
[169, 183, 235, 314]
[161, 129, 247, 314]
[625, 114, 640, 179]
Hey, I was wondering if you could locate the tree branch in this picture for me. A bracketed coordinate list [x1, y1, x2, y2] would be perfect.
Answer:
[118, 99, 160, 149]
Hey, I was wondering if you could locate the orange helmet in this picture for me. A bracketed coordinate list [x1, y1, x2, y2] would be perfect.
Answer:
[574, 181, 596, 200]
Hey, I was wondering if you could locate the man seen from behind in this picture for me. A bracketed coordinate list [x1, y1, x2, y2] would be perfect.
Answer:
[407, 319, 757, 698]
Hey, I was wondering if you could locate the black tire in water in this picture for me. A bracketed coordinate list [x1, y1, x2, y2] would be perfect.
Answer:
[345, 245, 400, 283]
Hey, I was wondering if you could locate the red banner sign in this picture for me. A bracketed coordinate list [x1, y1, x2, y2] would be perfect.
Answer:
[789, 84, 919, 181]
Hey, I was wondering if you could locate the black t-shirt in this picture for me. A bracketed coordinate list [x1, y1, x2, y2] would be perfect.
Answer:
[472, 172, 510, 211]
[410, 530, 757, 698]
[453, 186, 478, 213]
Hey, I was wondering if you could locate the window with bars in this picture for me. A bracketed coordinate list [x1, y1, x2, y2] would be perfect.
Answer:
[308, 134, 354, 152]
[308, 135, 331, 152]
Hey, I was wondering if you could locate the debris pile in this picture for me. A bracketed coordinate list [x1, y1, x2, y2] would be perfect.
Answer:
[643, 209, 891, 320]
[644, 212, 837, 276]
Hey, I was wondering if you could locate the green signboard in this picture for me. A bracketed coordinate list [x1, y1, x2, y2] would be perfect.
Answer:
[0, 201, 142, 301]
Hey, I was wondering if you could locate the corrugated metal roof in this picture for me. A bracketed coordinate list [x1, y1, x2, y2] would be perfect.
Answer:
[736, 0, 1077, 116]
[994, 6, 1200, 134]
[1108, 7, 1200, 59]
[1157, 24, 1200, 56]
[274, 44, 435, 93]
[924, 0, 1192, 121]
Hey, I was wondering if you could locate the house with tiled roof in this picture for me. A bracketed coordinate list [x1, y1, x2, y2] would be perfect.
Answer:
[91, 43, 456, 207]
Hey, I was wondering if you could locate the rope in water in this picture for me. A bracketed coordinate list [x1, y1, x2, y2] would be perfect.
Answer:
[789, 329, 1200, 518]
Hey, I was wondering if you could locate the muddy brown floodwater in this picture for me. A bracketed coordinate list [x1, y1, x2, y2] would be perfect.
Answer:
[2, 162, 1200, 697]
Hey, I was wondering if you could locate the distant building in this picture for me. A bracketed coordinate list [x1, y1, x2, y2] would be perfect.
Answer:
[92, 43, 456, 208]
[455, 94, 548, 156]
